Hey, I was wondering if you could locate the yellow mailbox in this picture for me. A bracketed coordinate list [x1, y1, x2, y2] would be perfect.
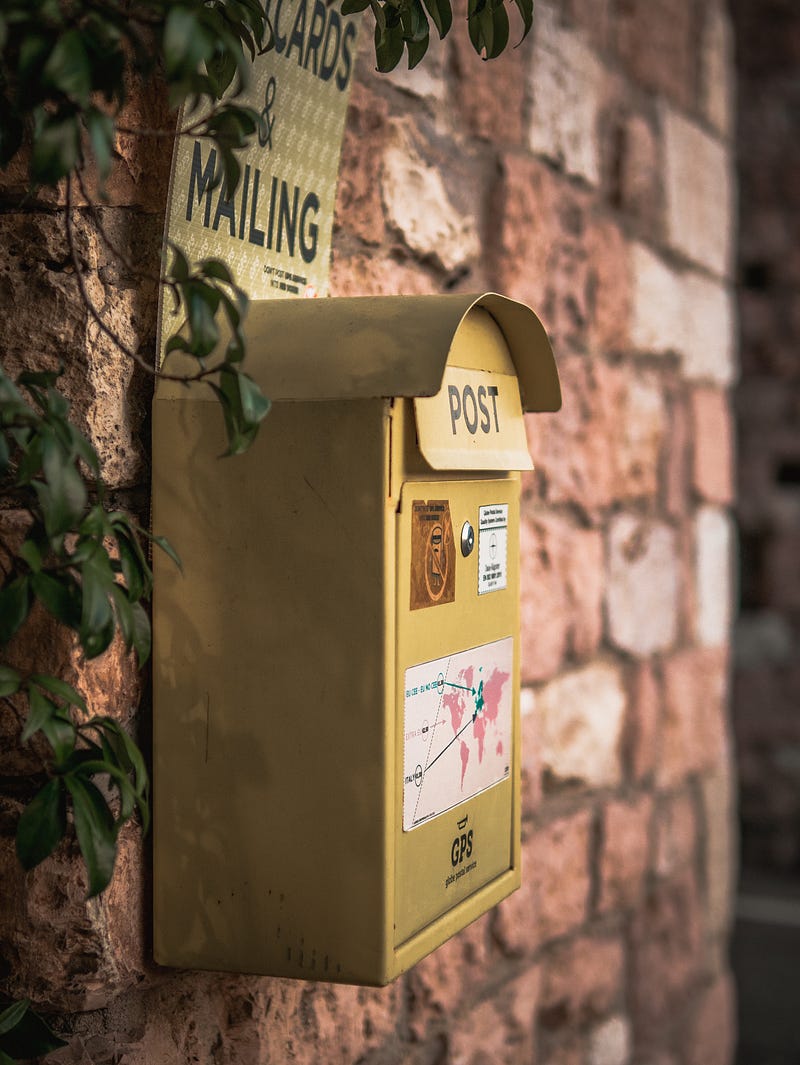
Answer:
[153, 293, 560, 985]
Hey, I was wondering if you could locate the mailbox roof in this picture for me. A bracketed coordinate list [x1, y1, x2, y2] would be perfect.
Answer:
[226, 293, 560, 413]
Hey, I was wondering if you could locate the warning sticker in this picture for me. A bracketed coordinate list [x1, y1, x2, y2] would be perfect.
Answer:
[478, 504, 508, 595]
[410, 501, 456, 610]
[403, 637, 513, 830]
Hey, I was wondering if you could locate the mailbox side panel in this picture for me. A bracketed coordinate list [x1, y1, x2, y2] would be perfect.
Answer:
[153, 396, 390, 983]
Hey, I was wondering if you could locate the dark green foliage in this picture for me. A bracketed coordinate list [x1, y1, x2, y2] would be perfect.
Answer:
[1, 368, 159, 900]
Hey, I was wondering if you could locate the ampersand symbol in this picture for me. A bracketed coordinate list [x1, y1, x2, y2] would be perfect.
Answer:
[258, 76, 276, 149]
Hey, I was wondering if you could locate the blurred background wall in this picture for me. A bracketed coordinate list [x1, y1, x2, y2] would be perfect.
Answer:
[0, 1, 747, 1063]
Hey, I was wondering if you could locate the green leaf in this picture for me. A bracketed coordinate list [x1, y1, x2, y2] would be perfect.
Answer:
[15, 778, 66, 870]
[342, 0, 371, 12]
[0, 578, 30, 646]
[128, 601, 151, 666]
[65, 774, 118, 897]
[30, 115, 81, 184]
[151, 534, 182, 573]
[79, 553, 116, 659]
[42, 29, 91, 103]
[0, 433, 9, 475]
[85, 108, 115, 180]
[39, 432, 87, 537]
[22, 686, 57, 743]
[169, 244, 190, 283]
[0, 1001, 28, 1038]
[421, 0, 452, 38]
[0, 666, 20, 698]
[487, 1, 509, 58]
[0, 999, 65, 1059]
[30, 674, 86, 713]
[375, 18, 404, 71]
[512, 0, 533, 41]
[18, 538, 42, 573]
[186, 284, 220, 358]
[200, 258, 234, 284]
[31, 570, 82, 631]
[210, 367, 271, 456]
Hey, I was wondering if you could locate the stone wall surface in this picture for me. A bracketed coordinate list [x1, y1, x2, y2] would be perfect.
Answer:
[730, 0, 800, 873]
[0, 0, 738, 1062]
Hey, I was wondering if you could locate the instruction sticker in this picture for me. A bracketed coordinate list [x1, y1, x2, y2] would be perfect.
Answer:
[403, 638, 513, 830]
[478, 504, 508, 595]
[410, 500, 456, 610]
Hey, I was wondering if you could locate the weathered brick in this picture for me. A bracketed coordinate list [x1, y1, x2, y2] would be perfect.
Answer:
[449, 966, 541, 1065]
[606, 515, 679, 657]
[615, 0, 697, 110]
[624, 661, 661, 782]
[654, 791, 697, 877]
[700, 765, 737, 939]
[694, 506, 734, 648]
[658, 648, 728, 787]
[531, 810, 593, 942]
[521, 689, 544, 811]
[528, 7, 606, 186]
[679, 273, 737, 384]
[492, 828, 541, 959]
[406, 913, 492, 1038]
[490, 156, 630, 355]
[629, 871, 706, 1032]
[599, 794, 653, 913]
[380, 122, 479, 272]
[450, 19, 526, 144]
[519, 513, 604, 682]
[536, 663, 627, 789]
[662, 106, 734, 278]
[329, 249, 437, 296]
[607, 111, 662, 237]
[629, 242, 683, 355]
[700, 4, 735, 140]
[540, 934, 625, 1025]
[690, 404, 731, 516]
[588, 1015, 632, 1065]
[663, 388, 690, 520]
[0, 211, 156, 487]
[682, 975, 736, 1065]
[525, 359, 666, 515]
[334, 81, 390, 246]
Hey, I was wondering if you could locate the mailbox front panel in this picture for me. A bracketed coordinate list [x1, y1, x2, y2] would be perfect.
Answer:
[393, 476, 521, 949]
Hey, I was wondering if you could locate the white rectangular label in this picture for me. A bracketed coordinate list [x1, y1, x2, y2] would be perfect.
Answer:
[403, 638, 513, 831]
[478, 504, 508, 595]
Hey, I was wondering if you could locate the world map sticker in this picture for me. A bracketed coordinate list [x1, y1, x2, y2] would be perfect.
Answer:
[403, 638, 513, 831]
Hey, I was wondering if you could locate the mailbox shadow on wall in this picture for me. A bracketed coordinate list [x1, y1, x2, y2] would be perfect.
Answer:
[153, 293, 560, 986]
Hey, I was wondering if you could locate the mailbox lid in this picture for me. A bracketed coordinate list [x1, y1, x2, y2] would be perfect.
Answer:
[413, 308, 533, 471]
[203, 293, 560, 411]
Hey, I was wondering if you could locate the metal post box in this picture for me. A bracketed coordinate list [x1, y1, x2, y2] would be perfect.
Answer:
[152, 293, 560, 985]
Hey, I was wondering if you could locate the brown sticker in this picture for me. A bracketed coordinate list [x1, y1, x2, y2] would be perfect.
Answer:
[410, 501, 456, 610]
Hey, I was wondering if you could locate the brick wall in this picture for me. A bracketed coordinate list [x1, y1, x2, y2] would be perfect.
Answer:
[0, 1, 738, 1062]
[730, 0, 800, 873]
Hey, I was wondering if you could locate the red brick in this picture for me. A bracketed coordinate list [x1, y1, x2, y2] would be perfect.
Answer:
[449, 966, 541, 1065]
[519, 513, 603, 682]
[532, 810, 593, 942]
[540, 934, 625, 1026]
[690, 387, 734, 505]
[664, 389, 691, 519]
[610, 110, 663, 237]
[624, 661, 661, 782]
[658, 648, 729, 786]
[585, 217, 632, 352]
[683, 974, 736, 1065]
[655, 790, 697, 877]
[489, 156, 633, 356]
[599, 794, 653, 913]
[449, 20, 526, 145]
[521, 694, 544, 812]
[406, 912, 492, 1038]
[525, 358, 665, 515]
[329, 250, 437, 296]
[493, 827, 541, 959]
[540, 1033, 586, 1065]
[615, 0, 698, 110]
[334, 81, 389, 246]
[630, 871, 706, 1032]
